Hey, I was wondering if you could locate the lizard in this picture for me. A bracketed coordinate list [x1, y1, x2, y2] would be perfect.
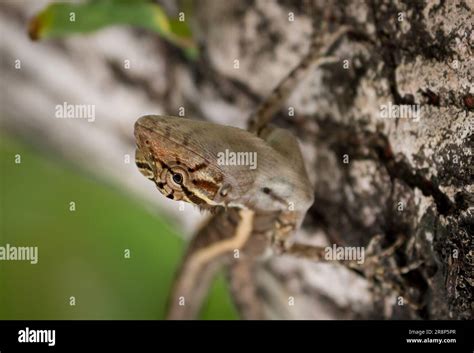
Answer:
[134, 114, 314, 319]
[134, 23, 358, 319]
[134, 18, 407, 318]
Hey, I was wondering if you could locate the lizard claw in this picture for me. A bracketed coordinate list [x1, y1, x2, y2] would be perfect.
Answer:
[356, 234, 425, 311]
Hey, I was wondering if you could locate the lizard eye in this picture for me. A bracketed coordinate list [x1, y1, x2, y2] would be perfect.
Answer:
[165, 168, 187, 190]
[172, 172, 183, 185]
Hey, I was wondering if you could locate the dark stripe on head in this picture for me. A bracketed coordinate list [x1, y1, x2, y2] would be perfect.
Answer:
[181, 184, 207, 205]
[136, 161, 151, 170]
[136, 161, 154, 180]
[187, 162, 208, 172]
[191, 179, 219, 194]
[155, 158, 169, 170]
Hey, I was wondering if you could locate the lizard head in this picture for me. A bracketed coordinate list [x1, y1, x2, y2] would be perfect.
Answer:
[134, 115, 242, 210]
[134, 115, 314, 213]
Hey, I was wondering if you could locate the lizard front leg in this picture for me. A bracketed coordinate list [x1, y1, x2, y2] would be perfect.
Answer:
[167, 208, 255, 319]
[226, 225, 271, 320]
[247, 25, 351, 135]
[227, 255, 264, 320]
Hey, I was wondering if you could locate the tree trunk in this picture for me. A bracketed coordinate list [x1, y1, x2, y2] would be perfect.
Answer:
[1, 0, 472, 319]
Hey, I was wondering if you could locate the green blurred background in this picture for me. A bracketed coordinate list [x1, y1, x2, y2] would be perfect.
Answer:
[0, 134, 238, 319]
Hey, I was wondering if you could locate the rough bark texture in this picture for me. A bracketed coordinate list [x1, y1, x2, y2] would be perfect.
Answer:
[1, 0, 472, 319]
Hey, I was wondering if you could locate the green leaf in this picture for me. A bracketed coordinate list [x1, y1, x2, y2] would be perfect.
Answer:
[28, 0, 197, 59]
